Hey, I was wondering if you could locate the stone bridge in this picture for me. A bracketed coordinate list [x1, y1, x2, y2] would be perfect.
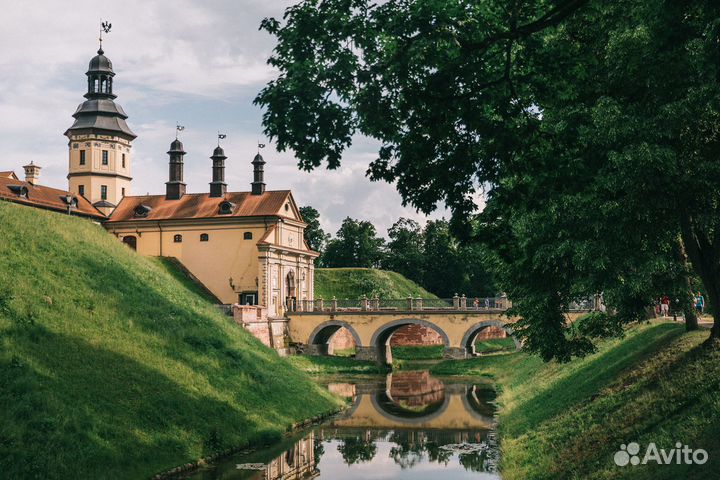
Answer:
[287, 307, 588, 364]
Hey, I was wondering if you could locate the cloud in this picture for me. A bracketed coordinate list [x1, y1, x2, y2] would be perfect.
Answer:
[0, 0, 455, 238]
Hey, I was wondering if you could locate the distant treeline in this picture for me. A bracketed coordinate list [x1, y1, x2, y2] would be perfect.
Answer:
[300, 206, 496, 298]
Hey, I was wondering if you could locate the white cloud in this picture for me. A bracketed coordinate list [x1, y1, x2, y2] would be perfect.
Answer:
[0, 0, 452, 238]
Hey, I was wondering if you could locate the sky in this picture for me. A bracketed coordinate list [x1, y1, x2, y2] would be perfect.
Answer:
[0, 0, 451, 236]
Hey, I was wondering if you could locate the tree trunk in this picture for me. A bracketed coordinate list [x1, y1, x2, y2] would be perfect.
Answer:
[678, 218, 720, 346]
[675, 238, 699, 331]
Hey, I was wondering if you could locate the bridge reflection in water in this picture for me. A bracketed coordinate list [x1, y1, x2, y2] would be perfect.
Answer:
[185, 371, 499, 480]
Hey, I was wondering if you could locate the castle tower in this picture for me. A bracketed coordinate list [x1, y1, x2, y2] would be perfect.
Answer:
[165, 139, 186, 200]
[209, 146, 227, 197]
[65, 46, 136, 215]
[251, 153, 266, 195]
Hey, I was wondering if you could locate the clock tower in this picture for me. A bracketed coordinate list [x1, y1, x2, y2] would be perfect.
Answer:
[65, 46, 136, 215]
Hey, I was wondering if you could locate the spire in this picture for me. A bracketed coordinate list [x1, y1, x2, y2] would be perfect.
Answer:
[209, 145, 227, 197]
[251, 152, 266, 195]
[166, 139, 186, 200]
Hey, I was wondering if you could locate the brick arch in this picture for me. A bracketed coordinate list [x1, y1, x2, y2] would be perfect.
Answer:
[371, 319, 450, 365]
[370, 390, 450, 425]
[461, 320, 520, 355]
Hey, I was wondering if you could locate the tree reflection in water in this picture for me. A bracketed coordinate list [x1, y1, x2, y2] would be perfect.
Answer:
[337, 434, 378, 464]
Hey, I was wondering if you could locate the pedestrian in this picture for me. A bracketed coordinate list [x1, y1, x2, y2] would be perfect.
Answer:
[660, 295, 670, 317]
[484, 298, 490, 309]
[473, 297, 480, 310]
[695, 292, 705, 316]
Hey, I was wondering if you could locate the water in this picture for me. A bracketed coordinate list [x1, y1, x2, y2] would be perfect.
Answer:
[186, 370, 500, 479]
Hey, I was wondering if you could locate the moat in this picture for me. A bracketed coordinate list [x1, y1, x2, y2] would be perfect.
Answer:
[185, 370, 500, 479]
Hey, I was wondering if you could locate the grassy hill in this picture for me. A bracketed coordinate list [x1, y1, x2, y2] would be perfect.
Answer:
[432, 321, 720, 479]
[314, 268, 438, 299]
[0, 201, 340, 479]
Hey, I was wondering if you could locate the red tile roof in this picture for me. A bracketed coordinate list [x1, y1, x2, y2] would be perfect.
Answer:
[0, 175, 105, 219]
[0, 171, 18, 179]
[107, 190, 299, 223]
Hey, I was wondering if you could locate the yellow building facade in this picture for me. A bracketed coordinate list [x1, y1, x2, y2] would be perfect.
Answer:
[105, 185, 318, 314]
[62, 44, 317, 315]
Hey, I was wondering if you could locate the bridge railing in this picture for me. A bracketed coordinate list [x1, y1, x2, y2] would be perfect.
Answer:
[291, 295, 510, 313]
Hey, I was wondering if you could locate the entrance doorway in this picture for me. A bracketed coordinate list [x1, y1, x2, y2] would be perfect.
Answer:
[286, 270, 296, 311]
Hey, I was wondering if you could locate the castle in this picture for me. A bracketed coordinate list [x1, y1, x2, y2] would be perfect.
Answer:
[1, 45, 317, 316]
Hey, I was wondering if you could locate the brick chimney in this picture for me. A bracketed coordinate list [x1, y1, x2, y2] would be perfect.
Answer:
[23, 162, 41, 185]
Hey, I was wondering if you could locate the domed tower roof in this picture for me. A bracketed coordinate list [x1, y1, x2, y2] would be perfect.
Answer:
[87, 48, 114, 74]
[252, 153, 265, 164]
[169, 139, 185, 153]
[64, 47, 135, 140]
[213, 146, 226, 157]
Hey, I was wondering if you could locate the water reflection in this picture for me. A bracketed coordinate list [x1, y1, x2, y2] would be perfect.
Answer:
[186, 370, 499, 480]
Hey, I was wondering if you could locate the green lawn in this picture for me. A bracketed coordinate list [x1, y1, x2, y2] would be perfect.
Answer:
[0, 202, 340, 479]
[285, 354, 387, 375]
[314, 268, 439, 299]
[391, 345, 445, 360]
[474, 336, 516, 353]
[431, 321, 720, 479]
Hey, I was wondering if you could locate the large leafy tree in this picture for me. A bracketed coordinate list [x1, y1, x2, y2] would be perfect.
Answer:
[323, 217, 386, 267]
[257, 0, 720, 359]
[299, 205, 329, 256]
[383, 218, 425, 284]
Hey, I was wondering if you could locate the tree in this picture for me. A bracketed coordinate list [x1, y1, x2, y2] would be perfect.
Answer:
[299, 205, 329, 256]
[383, 218, 425, 285]
[323, 217, 386, 268]
[422, 220, 465, 298]
[257, 0, 720, 359]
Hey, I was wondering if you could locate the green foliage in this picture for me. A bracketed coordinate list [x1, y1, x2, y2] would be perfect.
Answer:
[432, 322, 720, 478]
[383, 218, 425, 284]
[257, 0, 720, 358]
[299, 205, 329, 254]
[391, 345, 444, 360]
[285, 355, 387, 375]
[323, 217, 386, 268]
[314, 268, 438, 300]
[0, 202, 340, 479]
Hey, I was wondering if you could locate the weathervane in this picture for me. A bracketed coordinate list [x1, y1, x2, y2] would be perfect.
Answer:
[99, 20, 112, 52]
[257, 140, 266, 153]
[218, 131, 227, 146]
[176, 123, 185, 139]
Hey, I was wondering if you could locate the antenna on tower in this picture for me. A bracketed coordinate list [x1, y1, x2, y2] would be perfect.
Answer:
[99, 19, 112, 52]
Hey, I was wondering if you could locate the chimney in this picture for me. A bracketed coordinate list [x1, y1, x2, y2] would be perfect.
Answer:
[251, 153, 265, 195]
[209, 146, 227, 197]
[23, 162, 41, 185]
[166, 139, 186, 200]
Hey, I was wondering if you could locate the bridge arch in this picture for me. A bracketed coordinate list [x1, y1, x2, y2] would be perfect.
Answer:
[461, 320, 520, 356]
[370, 318, 450, 365]
[307, 320, 362, 356]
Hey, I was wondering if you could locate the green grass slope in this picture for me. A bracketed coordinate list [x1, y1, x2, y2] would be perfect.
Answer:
[0, 202, 340, 479]
[431, 321, 720, 479]
[314, 267, 439, 299]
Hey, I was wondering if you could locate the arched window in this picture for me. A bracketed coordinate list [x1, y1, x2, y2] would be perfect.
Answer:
[219, 201, 235, 215]
[122, 236, 137, 251]
[243, 232, 253, 240]
[173, 234, 183, 243]
[200, 233, 209, 242]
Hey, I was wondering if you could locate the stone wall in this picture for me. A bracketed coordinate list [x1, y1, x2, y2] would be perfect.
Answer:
[475, 325, 507, 340]
[388, 324, 444, 346]
[233, 304, 288, 353]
